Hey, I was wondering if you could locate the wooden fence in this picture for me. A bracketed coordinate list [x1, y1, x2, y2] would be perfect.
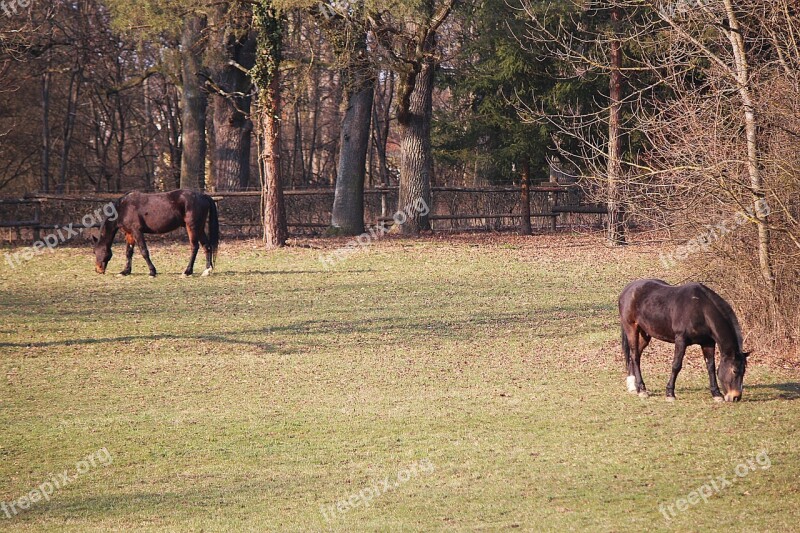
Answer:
[0, 185, 606, 243]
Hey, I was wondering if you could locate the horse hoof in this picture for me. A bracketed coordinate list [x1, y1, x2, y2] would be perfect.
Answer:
[665, 396, 676, 402]
[713, 396, 724, 402]
[181, 273, 191, 278]
[626, 376, 637, 393]
[638, 391, 650, 399]
[201, 268, 213, 277]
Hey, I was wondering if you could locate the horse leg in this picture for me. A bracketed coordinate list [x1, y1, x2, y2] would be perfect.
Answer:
[703, 344, 724, 401]
[624, 326, 638, 393]
[198, 231, 213, 276]
[626, 325, 649, 398]
[132, 230, 157, 277]
[637, 332, 651, 393]
[183, 226, 199, 277]
[666, 336, 687, 401]
[118, 233, 135, 276]
[629, 327, 648, 398]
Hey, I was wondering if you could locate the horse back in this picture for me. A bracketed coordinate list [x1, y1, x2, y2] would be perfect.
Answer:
[118, 190, 194, 234]
[619, 279, 738, 347]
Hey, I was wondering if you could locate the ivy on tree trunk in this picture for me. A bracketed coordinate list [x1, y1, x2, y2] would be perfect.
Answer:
[253, 0, 287, 249]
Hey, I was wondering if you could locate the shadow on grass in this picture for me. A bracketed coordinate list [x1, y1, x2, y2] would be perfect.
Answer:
[670, 382, 800, 402]
[0, 328, 275, 351]
[0, 301, 613, 354]
[745, 382, 800, 401]
[8, 489, 253, 524]
[216, 269, 373, 276]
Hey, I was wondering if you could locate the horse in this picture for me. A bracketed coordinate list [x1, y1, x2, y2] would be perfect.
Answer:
[618, 279, 749, 402]
[92, 189, 219, 278]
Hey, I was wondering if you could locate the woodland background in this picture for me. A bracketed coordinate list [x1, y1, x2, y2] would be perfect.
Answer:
[0, 0, 798, 354]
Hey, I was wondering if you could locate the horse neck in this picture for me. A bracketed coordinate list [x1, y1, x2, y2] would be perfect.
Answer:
[99, 218, 118, 247]
[709, 314, 741, 357]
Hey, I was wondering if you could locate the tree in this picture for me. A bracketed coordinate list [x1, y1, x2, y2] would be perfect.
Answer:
[639, 0, 778, 298]
[207, 3, 257, 191]
[253, 0, 287, 248]
[519, 0, 644, 245]
[324, 2, 375, 236]
[371, 0, 456, 234]
[179, 14, 208, 190]
[606, 3, 625, 245]
[435, 1, 582, 234]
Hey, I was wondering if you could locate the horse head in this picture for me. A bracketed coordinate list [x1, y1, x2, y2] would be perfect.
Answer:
[92, 233, 112, 274]
[718, 350, 749, 402]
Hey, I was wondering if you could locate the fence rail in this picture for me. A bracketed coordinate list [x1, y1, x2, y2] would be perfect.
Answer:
[1, 185, 604, 243]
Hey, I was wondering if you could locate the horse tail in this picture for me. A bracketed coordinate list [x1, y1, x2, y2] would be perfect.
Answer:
[207, 196, 220, 267]
[621, 323, 631, 373]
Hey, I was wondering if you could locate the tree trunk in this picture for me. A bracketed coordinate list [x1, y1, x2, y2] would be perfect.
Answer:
[212, 87, 253, 191]
[373, 72, 394, 218]
[722, 0, 776, 299]
[115, 92, 126, 192]
[142, 75, 155, 190]
[520, 159, 532, 236]
[254, 0, 287, 249]
[330, 85, 374, 234]
[165, 83, 182, 189]
[260, 75, 287, 248]
[606, 5, 626, 246]
[396, 58, 435, 234]
[211, 7, 256, 191]
[330, 28, 375, 236]
[41, 71, 51, 193]
[57, 66, 81, 194]
[180, 15, 208, 190]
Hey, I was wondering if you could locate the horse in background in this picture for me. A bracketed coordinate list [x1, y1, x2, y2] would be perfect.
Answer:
[619, 279, 749, 402]
[93, 189, 219, 277]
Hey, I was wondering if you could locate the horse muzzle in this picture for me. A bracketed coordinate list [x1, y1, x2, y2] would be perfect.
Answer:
[724, 390, 742, 402]
[95, 263, 106, 274]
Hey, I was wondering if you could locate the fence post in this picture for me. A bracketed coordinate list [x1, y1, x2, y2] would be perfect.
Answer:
[547, 166, 558, 232]
[520, 161, 532, 236]
[33, 201, 41, 242]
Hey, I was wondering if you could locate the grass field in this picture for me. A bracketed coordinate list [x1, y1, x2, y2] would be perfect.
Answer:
[1, 234, 799, 531]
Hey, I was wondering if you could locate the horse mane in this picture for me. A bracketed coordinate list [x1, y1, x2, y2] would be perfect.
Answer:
[698, 284, 744, 353]
[98, 200, 122, 243]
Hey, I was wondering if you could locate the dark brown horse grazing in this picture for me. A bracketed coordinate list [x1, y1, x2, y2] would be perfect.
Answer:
[92, 189, 219, 277]
[619, 279, 749, 402]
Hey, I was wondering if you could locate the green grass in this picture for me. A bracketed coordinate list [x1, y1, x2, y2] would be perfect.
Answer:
[1, 235, 798, 531]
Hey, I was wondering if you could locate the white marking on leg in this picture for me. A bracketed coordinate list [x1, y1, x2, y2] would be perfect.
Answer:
[201, 267, 213, 277]
[627, 375, 637, 393]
